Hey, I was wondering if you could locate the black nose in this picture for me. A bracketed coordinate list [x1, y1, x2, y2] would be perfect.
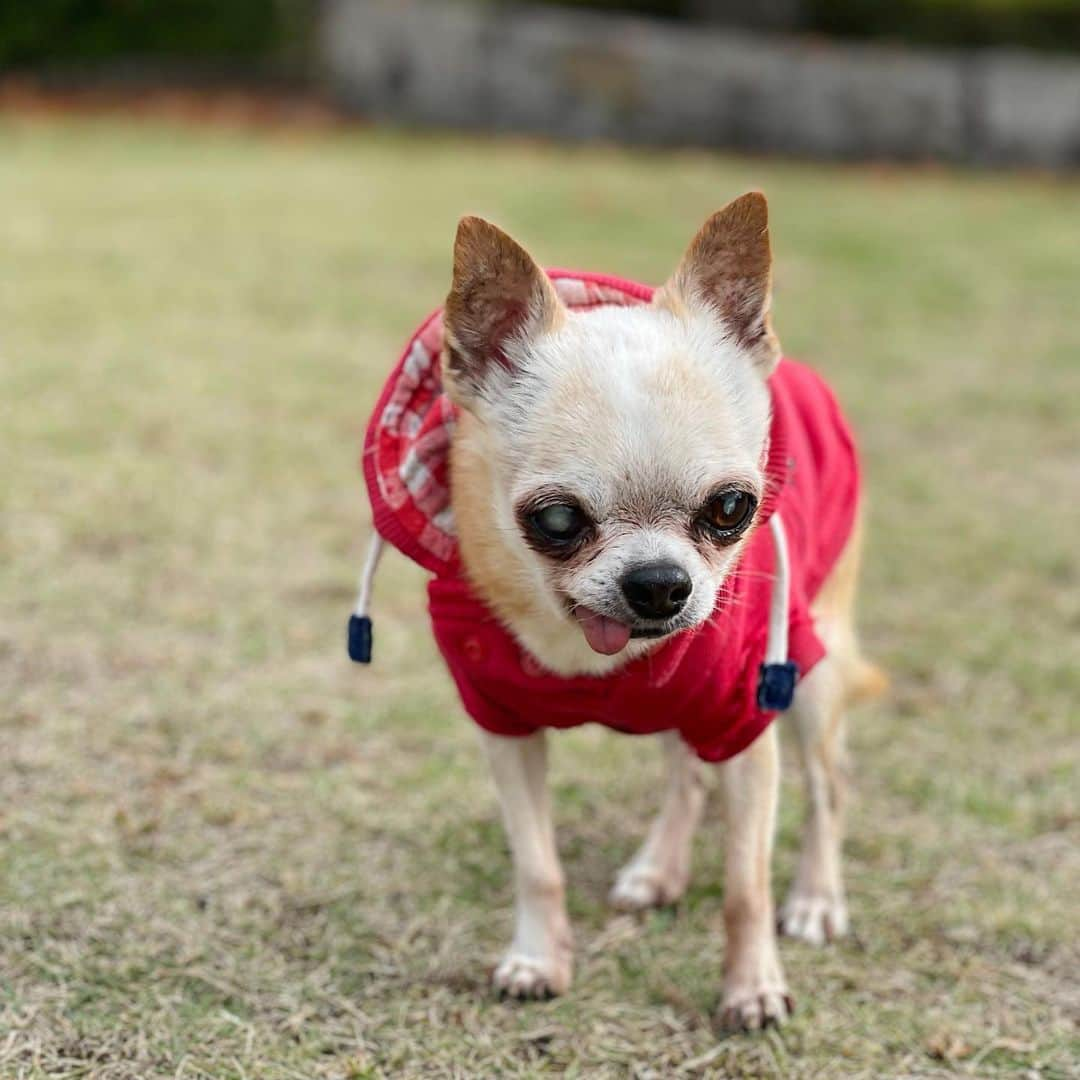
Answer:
[621, 562, 693, 620]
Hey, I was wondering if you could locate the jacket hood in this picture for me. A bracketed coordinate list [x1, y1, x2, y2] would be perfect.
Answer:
[362, 269, 788, 577]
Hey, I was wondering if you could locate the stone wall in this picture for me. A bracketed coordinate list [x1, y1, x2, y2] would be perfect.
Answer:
[319, 0, 1080, 167]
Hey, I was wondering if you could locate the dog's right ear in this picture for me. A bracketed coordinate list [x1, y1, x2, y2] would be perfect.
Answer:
[657, 192, 780, 375]
[443, 216, 564, 404]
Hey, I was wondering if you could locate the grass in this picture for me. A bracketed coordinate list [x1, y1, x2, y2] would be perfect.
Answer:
[0, 114, 1077, 1079]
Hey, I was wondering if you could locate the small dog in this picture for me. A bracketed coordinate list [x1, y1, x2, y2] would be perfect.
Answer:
[360, 193, 883, 1030]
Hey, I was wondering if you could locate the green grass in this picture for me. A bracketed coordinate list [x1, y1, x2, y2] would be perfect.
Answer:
[0, 116, 1077, 1079]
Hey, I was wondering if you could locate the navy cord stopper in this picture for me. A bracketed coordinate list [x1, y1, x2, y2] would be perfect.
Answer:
[757, 661, 798, 712]
[348, 614, 373, 664]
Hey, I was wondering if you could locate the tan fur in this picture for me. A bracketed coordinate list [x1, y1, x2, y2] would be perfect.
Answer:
[450, 409, 549, 633]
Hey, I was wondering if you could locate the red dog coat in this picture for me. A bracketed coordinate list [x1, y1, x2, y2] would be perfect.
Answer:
[361, 271, 859, 762]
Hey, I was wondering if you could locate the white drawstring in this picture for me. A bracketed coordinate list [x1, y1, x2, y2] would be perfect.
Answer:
[765, 513, 790, 665]
[348, 533, 385, 663]
[353, 533, 385, 619]
[756, 510, 797, 711]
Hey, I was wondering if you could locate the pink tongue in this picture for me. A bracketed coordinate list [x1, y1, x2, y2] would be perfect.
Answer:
[574, 607, 632, 655]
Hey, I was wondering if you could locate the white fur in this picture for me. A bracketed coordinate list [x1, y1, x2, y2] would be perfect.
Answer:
[461, 303, 771, 676]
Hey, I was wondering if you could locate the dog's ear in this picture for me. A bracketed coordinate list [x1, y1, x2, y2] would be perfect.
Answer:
[657, 191, 780, 374]
[443, 216, 564, 403]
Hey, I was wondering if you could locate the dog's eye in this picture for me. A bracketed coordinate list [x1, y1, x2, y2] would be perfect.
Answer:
[531, 503, 587, 543]
[700, 490, 756, 537]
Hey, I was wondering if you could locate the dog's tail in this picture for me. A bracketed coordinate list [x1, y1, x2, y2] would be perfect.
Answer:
[845, 656, 890, 707]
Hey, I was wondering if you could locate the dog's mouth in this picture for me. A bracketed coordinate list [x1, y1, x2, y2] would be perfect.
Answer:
[572, 605, 680, 655]
[572, 606, 631, 655]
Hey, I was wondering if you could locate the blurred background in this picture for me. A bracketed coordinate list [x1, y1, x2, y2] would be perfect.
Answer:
[3, 0, 1080, 164]
[1, 3, 1077, 1079]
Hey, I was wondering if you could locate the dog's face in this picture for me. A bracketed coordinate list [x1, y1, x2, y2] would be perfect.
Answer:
[444, 194, 780, 658]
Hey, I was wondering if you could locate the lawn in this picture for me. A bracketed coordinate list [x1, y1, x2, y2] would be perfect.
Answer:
[0, 115, 1077, 1079]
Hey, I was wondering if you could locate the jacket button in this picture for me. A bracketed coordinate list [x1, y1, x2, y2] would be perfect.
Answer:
[520, 653, 544, 678]
[463, 636, 484, 663]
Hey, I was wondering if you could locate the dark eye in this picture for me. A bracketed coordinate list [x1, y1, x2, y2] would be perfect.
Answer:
[531, 503, 587, 543]
[700, 490, 756, 537]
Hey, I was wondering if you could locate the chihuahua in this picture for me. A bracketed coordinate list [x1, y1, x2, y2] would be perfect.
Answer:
[360, 192, 884, 1030]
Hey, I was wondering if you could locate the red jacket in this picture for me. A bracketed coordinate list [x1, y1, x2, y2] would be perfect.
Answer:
[363, 271, 859, 762]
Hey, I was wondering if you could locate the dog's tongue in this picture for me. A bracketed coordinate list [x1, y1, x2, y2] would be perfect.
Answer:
[574, 607, 632, 655]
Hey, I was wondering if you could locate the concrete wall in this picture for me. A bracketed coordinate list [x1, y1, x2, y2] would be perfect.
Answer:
[319, 0, 1080, 168]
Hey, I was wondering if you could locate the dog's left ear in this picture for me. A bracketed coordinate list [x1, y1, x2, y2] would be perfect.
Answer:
[658, 191, 780, 375]
[443, 216, 564, 405]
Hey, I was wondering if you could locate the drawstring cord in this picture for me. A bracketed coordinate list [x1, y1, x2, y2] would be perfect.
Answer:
[347, 533, 384, 663]
[757, 512, 798, 711]
[350, 515, 798, 710]
[765, 513, 790, 665]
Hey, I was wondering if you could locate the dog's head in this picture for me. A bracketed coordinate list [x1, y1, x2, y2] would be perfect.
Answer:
[443, 193, 780, 658]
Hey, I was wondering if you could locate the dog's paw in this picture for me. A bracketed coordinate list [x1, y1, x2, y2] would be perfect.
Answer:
[493, 951, 571, 1000]
[717, 985, 794, 1033]
[609, 863, 688, 911]
[778, 892, 849, 946]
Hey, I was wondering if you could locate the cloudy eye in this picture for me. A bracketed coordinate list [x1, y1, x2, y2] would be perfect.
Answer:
[700, 490, 756, 538]
[531, 503, 588, 544]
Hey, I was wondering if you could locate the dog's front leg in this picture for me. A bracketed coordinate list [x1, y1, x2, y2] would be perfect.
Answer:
[481, 730, 572, 999]
[717, 723, 792, 1031]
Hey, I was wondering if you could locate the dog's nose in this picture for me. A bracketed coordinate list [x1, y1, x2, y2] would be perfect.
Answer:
[621, 562, 692, 620]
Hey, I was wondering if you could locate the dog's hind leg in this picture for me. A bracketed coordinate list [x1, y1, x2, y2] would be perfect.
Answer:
[778, 657, 851, 945]
[609, 731, 706, 910]
[780, 514, 885, 945]
[482, 730, 573, 999]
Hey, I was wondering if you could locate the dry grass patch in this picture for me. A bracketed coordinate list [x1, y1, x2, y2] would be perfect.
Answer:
[1, 118, 1077, 1078]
